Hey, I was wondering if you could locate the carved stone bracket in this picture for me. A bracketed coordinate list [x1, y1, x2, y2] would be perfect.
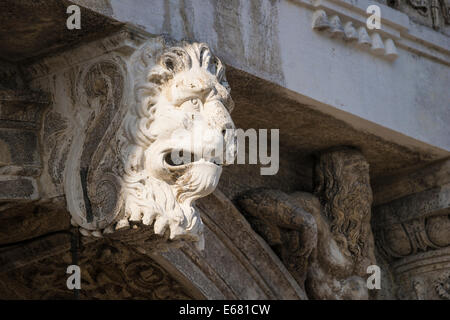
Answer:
[25, 29, 236, 251]
[0, 236, 199, 299]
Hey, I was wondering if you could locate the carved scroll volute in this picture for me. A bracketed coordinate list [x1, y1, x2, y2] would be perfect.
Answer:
[66, 59, 127, 233]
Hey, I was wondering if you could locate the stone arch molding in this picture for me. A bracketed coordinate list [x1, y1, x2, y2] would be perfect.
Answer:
[60, 37, 236, 250]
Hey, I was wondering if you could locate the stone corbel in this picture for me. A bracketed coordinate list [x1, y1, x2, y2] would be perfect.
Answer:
[25, 29, 236, 251]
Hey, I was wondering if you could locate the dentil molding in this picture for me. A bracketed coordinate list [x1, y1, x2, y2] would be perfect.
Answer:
[294, 0, 450, 65]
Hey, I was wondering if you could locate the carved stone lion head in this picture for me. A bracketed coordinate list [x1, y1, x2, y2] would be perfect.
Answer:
[68, 39, 236, 249]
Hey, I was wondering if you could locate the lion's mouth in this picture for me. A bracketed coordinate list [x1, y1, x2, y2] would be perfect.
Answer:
[163, 150, 223, 171]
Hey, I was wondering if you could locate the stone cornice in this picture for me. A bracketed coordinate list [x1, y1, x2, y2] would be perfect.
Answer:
[372, 158, 450, 206]
[374, 183, 450, 226]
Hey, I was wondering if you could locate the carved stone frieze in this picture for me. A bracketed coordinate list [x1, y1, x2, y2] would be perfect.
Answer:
[0, 189, 309, 300]
[0, 237, 197, 299]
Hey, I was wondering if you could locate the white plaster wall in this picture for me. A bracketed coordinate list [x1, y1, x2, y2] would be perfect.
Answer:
[277, 1, 450, 153]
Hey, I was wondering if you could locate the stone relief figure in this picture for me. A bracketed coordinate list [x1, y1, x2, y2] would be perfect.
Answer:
[307, 148, 377, 299]
[238, 147, 377, 299]
[65, 40, 236, 250]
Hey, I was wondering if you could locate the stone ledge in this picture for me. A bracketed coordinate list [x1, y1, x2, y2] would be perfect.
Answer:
[374, 183, 450, 226]
[372, 158, 450, 206]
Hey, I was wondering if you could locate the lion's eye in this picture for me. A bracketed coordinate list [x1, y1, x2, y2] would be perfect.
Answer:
[180, 98, 202, 111]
